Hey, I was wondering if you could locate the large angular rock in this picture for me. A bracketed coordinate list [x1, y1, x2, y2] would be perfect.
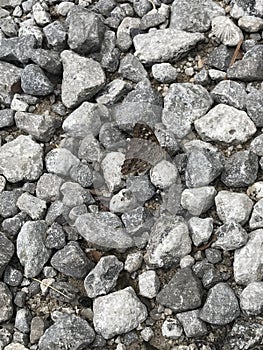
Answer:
[39, 314, 95, 350]
[0, 35, 37, 64]
[0, 135, 43, 183]
[93, 287, 147, 339]
[17, 221, 51, 278]
[194, 104, 256, 145]
[75, 212, 134, 250]
[67, 6, 105, 54]
[240, 282, 263, 315]
[156, 267, 203, 313]
[145, 215, 192, 268]
[199, 283, 240, 325]
[234, 229, 263, 285]
[61, 50, 106, 108]
[162, 83, 213, 138]
[133, 29, 205, 65]
[227, 57, 263, 82]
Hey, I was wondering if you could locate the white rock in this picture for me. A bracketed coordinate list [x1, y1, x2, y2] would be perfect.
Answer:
[211, 16, 243, 46]
[141, 327, 154, 341]
[249, 198, 263, 229]
[138, 270, 160, 299]
[101, 152, 125, 192]
[124, 252, 143, 273]
[188, 217, 213, 246]
[181, 187, 216, 216]
[109, 189, 138, 213]
[247, 181, 263, 201]
[161, 318, 183, 339]
[238, 15, 263, 33]
[240, 282, 263, 315]
[32, 2, 51, 26]
[150, 160, 179, 189]
[180, 255, 195, 269]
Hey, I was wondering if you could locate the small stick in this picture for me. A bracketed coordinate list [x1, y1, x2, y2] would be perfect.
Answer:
[192, 235, 217, 253]
[229, 39, 243, 67]
[148, 0, 156, 10]
[30, 277, 71, 299]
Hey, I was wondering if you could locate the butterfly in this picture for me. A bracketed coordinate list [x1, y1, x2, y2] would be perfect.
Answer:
[121, 122, 164, 175]
[144, 190, 162, 211]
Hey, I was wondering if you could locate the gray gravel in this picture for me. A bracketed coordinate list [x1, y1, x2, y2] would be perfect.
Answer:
[1, 0, 263, 349]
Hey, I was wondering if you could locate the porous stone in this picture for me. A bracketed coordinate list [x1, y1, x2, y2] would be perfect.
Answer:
[75, 212, 134, 250]
[181, 186, 216, 216]
[247, 181, 263, 201]
[21, 64, 54, 96]
[61, 50, 106, 109]
[145, 215, 192, 268]
[211, 80, 247, 110]
[161, 318, 183, 339]
[51, 242, 94, 279]
[188, 217, 213, 247]
[17, 221, 51, 278]
[162, 83, 213, 139]
[93, 287, 148, 339]
[234, 229, 263, 285]
[45, 223, 66, 250]
[0, 135, 43, 183]
[109, 189, 138, 213]
[133, 29, 205, 65]
[156, 267, 203, 313]
[84, 255, 123, 298]
[215, 190, 253, 225]
[38, 314, 95, 350]
[45, 148, 79, 177]
[194, 104, 256, 145]
[212, 221, 248, 251]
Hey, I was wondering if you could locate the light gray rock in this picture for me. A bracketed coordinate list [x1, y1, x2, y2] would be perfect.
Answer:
[100, 30, 120, 73]
[60, 182, 94, 207]
[62, 102, 102, 138]
[247, 181, 263, 201]
[93, 287, 148, 339]
[188, 217, 213, 247]
[36, 173, 64, 202]
[199, 283, 240, 325]
[138, 270, 160, 298]
[249, 198, 263, 229]
[176, 310, 208, 337]
[0, 232, 14, 278]
[109, 189, 138, 213]
[140, 8, 167, 30]
[0, 135, 43, 183]
[145, 215, 192, 268]
[39, 314, 95, 350]
[246, 90, 263, 127]
[240, 282, 263, 315]
[43, 20, 67, 50]
[134, 29, 205, 65]
[150, 160, 178, 189]
[17, 221, 51, 277]
[61, 50, 106, 108]
[0, 61, 22, 105]
[161, 318, 183, 339]
[84, 255, 123, 298]
[234, 229, 263, 285]
[181, 186, 216, 216]
[0, 109, 14, 128]
[75, 212, 134, 250]
[152, 63, 178, 83]
[96, 79, 132, 106]
[169, 0, 224, 32]
[78, 134, 104, 162]
[0, 35, 37, 64]
[118, 53, 147, 82]
[15, 308, 32, 333]
[227, 57, 263, 82]
[211, 16, 243, 46]
[15, 111, 60, 142]
[212, 221, 248, 251]
[101, 152, 125, 192]
[156, 267, 203, 312]
[124, 251, 143, 273]
[45, 148, 79, 177]
[162, 83, 213, 139]
[194, 104, 256, 145]
[238, 15, 263, 32]
[21, 64, 54, 96]
[0, 282, 13, 323]
[215, 190, 253, 225]
[117, 17, 141, 51]
[51, 242, 94, 278]
[32, 2, 51, 26]
[211, 80, 247, 110]
[67, 6, 105, 54]
[16, 192, 46, 220]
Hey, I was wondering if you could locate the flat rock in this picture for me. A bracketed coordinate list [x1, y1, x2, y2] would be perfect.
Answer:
[0, 135, 43, 183]
[133, 29, 205, 65]
[61, 50, 106, 108]
[199, 283, 240, 325]
[75, 212, 134, 250]
[194, 104, 256, 145]
[234, 229, 263, 285]
[156, 267, 203, 313]
[39, 314, 95, 350]
[93, 287, 147, 339]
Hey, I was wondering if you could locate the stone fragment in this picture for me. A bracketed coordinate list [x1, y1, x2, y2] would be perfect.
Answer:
[101, 152, 125, 192]
[176, 310, 208, 337]
[0, 61, 22, 105]
[43, 20, 67, 50]
[161, 318, 182, 339]
[16, 192, 46, 220]
[45, 148, 79, 177]
[238, 15, 263, 32]
[36, 173, 64, 202]
[109, 189, 138, 213]
[240, 282, 263, 315]
[0, 232, 14, 278]
[152, 63, 178, 83]
[0, 109, 14, 128]
[211, 80, 247, 110]
[117, 17, 141, 51]
[213, 221, 248, 251]
[188, 217, 213, 247]
[181, 186, 216, 216]
[21, 64, 54, 96]
[246, 90, 263, 127]
[138, 270, 160, 299]
[118, 53, 147, 82]
[0, 282, 13, 322]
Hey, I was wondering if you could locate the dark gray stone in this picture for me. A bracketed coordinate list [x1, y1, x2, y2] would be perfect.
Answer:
[15, 111, 61, 142]
[156, 267, 203, 312]
[118, 53, 148, 82]
[3, 265, 23, 287]
[227, 57, 263, 81]
[0, 189, 21, 218]
[49, 282, 79, 302]
[202, 265, 222, 289]
[0, 282, 13, 323]
[84, 255, 123, 298]
[141, 10, 167, 30]
[0, 232, 14, 278]
[1, 212, 27, 239]
[67, 6, 105, 54]
[96, 79, 132, 106]
[230, 0, 263, 17]
[133, 0, 151, 17]
[17, 221, 51, 278]
[185, 147, 224, 188]
[51, 242, 94, 279]
[98, 121, 127, 149]
[199, 282, 240, 325]
[45, 222, 66, 249]
[221, 150, 258, 187]
[21, 64, 54, 96]
[0, 35, 37, 64]
[126, 175, 155, 203]
[246, 90, 263, 127]
[69, 163, 93, 188]
[91, 0, 116, 16]
[207, 44, 234, 71]
[211, 80, 247, 110]
[39, 314, 95, 350]
[30, 49, 62, 75]
[205, 248, 222, 264]
[194, 68, 210, 85]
